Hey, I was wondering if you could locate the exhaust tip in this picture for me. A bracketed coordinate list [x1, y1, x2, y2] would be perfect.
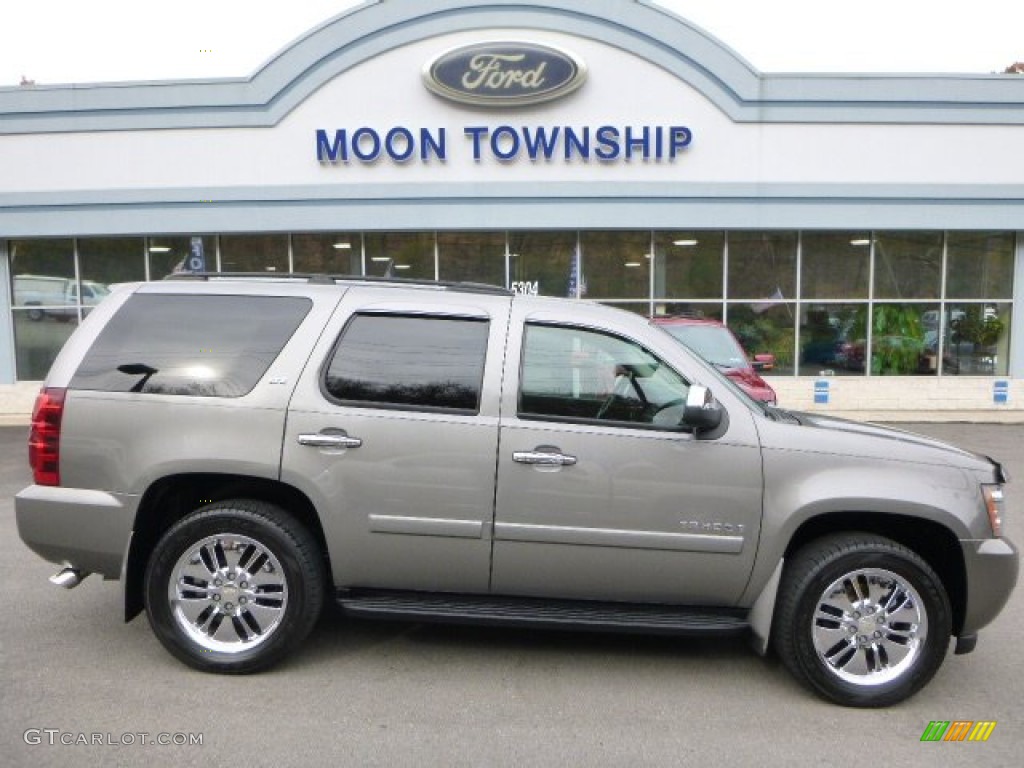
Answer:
[49, 567, 87, 589]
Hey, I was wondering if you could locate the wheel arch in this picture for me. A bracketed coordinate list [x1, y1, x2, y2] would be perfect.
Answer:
[123, 473, 329, 621]
[783, 511, 967, 636]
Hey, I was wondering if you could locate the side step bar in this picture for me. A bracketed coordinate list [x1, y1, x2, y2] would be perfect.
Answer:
[338, 590, 749, 637]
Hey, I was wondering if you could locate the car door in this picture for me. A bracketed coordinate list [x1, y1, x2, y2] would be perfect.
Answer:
[282, 290, 511, 593]
[490, 308, 764, 605]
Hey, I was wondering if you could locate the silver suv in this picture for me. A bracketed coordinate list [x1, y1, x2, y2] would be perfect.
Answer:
[16, 275, 1018, 707]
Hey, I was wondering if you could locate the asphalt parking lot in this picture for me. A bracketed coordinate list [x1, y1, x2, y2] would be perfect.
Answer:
[1, 422, 1021, 767]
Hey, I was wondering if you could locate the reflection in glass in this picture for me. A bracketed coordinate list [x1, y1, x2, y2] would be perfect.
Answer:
[147, 236, 215, 279]
[292, 233, 362, 275]
[727, 232, 797, 300]
[873, 232, 942, 300]
[70, 295, 312, 397]
[580, 231, 651, 300]
[799, 303, 865, 376]
[942, 303, 1012, 375]
[364, 233, 435, 279]
[653, 231, 724, 299]
[78, 239, 145, 321]
[220, 234, 289, 273]
[652, 302, 723, 321]
[801, 232, 870, 299]
[437, 232, 506, 287]
[727, 302, 795, 375]
[946, 232, 1015, 300]
[868, 303, 938, 375]
[325, 315, 489, 411]
[508, 232, 576, 297]
[9, 239, 77, 379]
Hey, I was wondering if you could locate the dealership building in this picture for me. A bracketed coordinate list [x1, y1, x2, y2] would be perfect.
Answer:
[1, 0, 1022, 419]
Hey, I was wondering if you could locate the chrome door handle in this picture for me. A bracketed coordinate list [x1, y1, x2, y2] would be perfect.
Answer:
[297, 432, 363, 449]
[513, 450, 577, 467]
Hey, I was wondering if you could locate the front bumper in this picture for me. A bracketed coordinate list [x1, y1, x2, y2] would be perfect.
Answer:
[15, 484, 139, 580]
[959, 536, 1019, 637]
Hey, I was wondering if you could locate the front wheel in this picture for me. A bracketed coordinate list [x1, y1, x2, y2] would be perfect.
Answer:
[773, 533, 952, 707]
[145, 499, 324, 673]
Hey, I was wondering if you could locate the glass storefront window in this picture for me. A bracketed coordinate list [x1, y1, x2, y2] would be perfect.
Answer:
[292, 233, 362, 275]
[147, 236, 215, 278]
[364, 233, 435, 279]
[580, 231, 651, 300]
[4, 229, 1019, 383]
[601, 302, 650, 317]
[942, 302, 1012, 376]
[946, 232, 1015, 300]
[727, 232, 797, 301]
[508, 231, 577, 298]
[868, 303, 939, 375]
[802, 232, 871, 299]
[653, 302, 723, 321]
[799, 303, 866, 376]
[8, 239, 77, 379]
[437, 232, 506, 287]
[873, 232, 942, 300]
[78, 239, 146, 304]
[653, 231, 724, 299]
[727, 302, 795, 375]
[220, 234, 289, 273]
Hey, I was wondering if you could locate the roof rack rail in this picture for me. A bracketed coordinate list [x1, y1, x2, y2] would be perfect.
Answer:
[164, 272, 513, 296]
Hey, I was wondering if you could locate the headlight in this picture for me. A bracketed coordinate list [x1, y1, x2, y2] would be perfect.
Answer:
[981, 485, 1005, 537]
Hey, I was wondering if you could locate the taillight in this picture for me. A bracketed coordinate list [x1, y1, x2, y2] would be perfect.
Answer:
[28, 387, 65, 486]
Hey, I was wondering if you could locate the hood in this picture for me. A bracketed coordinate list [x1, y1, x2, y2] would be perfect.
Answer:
[759, 409, 1000, 477]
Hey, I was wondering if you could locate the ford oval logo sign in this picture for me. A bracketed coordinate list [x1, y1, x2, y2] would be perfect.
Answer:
[423, 41, 587, 107]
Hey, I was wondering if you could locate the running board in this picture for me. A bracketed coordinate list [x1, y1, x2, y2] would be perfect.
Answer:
[337, 590, 749, 637]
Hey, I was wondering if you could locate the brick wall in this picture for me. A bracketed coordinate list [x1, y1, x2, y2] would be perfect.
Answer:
[767, 377, 1024, 422]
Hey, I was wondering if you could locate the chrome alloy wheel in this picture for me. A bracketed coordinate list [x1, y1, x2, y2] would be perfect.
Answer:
[811, 568, 928, 686]
[168, 533, 288, 654]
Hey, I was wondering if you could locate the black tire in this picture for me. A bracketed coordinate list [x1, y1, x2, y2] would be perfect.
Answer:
[773, 533, 951, 707]
[144, 499, 324, 673]
[26, 306, 44, 321]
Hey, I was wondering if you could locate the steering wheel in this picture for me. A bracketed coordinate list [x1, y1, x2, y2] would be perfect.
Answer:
[596, 370, 648, 420]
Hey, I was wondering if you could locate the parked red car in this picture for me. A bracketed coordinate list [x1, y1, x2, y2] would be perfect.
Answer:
[652, 316, 777, 404]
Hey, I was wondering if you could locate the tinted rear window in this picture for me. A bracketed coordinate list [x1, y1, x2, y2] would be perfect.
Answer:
[324, 314, 489, 413]
[70, 294, 312, 397]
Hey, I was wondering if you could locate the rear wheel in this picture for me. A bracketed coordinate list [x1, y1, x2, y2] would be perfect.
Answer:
[773, 533, 951, 707]
[145, 499, 324, 673]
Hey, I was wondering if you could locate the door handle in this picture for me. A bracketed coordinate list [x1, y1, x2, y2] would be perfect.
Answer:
[297, 432, 363, 449]
[513, 450, 577, 467]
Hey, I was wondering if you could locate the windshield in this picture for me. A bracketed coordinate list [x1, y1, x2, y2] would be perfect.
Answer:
[662, 325, 748, 369]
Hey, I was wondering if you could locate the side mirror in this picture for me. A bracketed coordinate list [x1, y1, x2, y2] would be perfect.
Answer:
[683, 385, 723, 432]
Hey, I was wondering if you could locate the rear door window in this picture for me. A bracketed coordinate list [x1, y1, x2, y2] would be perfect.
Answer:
[324, 314, 489, 413]
[70, 294, 312, 397]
